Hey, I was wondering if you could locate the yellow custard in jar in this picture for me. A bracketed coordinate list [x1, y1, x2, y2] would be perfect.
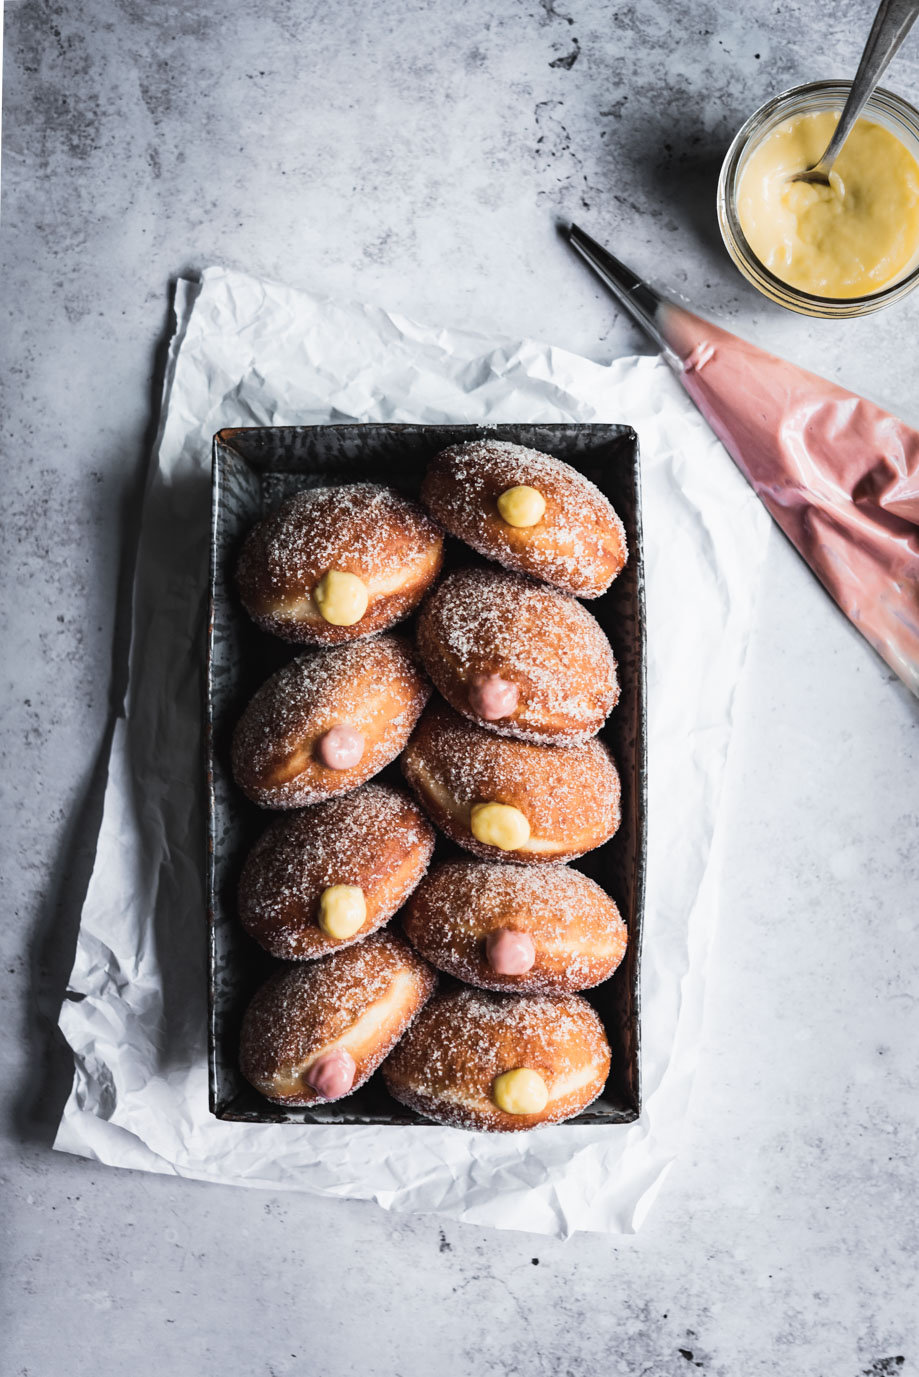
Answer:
[736, 110, 919, 297]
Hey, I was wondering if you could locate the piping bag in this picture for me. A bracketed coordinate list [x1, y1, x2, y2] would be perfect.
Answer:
[568, 223, 919, 695]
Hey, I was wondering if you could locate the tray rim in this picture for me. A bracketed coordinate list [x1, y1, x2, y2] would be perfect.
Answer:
[206, 420, 647, 1127]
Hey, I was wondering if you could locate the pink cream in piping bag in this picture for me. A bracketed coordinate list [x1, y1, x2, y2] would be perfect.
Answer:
[568, 224, 919, 695]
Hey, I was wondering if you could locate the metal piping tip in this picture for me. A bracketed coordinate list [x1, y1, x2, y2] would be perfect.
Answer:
[566, 222, 679, 364]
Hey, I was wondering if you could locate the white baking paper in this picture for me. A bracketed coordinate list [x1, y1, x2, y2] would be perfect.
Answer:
[53, 266, 769, 1237]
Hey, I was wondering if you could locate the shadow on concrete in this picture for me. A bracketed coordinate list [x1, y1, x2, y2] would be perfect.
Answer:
[15, 272, 198, 1150]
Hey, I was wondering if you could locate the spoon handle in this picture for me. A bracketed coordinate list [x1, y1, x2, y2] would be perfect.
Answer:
[812, 0, 919, 177]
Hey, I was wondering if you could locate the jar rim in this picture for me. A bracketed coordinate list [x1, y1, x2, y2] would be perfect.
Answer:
[717, 80, 919, 315]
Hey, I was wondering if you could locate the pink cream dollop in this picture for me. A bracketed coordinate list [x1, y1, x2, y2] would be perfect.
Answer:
[486, 928, 536, 976]
[661, 302, 919, 694]
[469, 674, 520, 721]
[315, 724, 365, 770]
[304, 1048, 357, 1100]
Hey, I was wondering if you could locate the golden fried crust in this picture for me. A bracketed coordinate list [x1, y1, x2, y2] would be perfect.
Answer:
[420, 441, 626, 598]
[239, 785, 436, 959]
[416, 566, 619, 745]
[401, 860, 627, 994]
[400, 702, 620, 864]
[232, 634, 430, 809]
[382, 986, 611, 1131]
[239, 932, 437, 1106]
[237, 483, 444, 644]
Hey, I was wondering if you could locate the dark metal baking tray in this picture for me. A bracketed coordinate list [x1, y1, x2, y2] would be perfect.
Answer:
[207, 423, 646, 1125]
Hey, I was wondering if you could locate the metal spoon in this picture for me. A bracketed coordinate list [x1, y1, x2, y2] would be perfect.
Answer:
[790, 0, 919, 185]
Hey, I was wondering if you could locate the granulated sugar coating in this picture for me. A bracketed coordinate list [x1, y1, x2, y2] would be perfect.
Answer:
[420, 440, 627, 598]
[237, 483, 444, 644]
[231, 633, 430, 808]
[401, 701, 621, 863]
[401, 859, 628, 994]
[239, 931, 437, 1106]
[417, 565, 619, 744]
[239, 784, 436, 959]
[382, 985, 612, 1131]
[230, 457, 630, 1120]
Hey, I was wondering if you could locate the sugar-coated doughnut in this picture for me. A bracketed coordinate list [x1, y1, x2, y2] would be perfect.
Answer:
[232, 634, 430, 809]
[237, 483, 444, 644]
[239, 784, 436, 959]
[401, 702, 620, 863]
[416, 566, 619, 744]
[420, 440, 627, 597]
[402, 860, 627, 993]
[382, 986, 611, 1130]
[239, 931, 437, 1106]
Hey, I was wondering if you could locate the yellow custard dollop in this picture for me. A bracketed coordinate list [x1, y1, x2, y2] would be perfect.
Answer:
[737, 110, 919, 297]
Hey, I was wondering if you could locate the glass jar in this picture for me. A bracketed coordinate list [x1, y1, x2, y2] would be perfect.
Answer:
[717, 80, 919, 318]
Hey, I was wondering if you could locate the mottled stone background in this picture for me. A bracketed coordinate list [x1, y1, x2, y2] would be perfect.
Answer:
[1, 1, 917, 1373]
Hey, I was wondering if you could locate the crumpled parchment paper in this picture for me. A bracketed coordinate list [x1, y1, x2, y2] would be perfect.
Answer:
[53, 266, 769, 1237]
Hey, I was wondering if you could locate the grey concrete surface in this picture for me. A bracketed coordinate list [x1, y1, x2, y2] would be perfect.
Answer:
[1, 1, 918, 1374]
